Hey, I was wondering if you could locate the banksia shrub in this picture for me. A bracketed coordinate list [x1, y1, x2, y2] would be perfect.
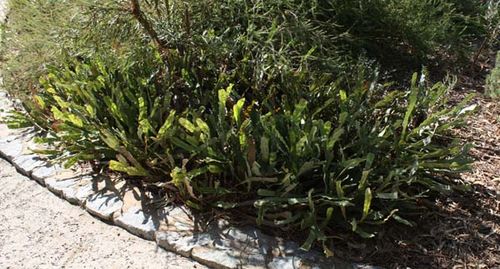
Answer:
[3, 0, 483, 253]
[11, 60, 476, 251]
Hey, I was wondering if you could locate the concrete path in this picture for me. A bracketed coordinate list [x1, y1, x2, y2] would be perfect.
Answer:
[0, 158, 206, 269]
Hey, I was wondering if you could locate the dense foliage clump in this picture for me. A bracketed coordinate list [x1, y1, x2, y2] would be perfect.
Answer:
[2, 0, 496, 253]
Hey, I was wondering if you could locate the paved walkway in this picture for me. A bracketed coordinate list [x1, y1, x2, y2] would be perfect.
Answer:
[0, 158, 206, 269]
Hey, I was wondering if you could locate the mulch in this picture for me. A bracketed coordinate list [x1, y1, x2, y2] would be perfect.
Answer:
[331, 50, 500, 268]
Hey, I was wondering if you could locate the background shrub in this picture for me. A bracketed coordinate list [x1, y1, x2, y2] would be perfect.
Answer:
[3, 0, 494, 100]
[1, 0, 82, 100]
[0, 0, 146, 99]
[486, 51, 500, 98]
[326, 0, 487, 66]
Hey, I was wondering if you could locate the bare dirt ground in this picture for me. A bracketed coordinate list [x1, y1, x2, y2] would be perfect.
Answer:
[0, 158, 206, 269]
[338, 54, 500, 268]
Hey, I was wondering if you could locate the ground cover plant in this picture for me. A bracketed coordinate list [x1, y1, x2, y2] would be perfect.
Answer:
[2, 0, 499, 265]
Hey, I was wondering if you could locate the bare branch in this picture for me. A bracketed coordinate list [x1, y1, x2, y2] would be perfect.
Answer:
[129, 0, 170, 64]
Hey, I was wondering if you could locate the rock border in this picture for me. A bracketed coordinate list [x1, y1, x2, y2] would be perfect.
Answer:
[0, 92, 379, 269]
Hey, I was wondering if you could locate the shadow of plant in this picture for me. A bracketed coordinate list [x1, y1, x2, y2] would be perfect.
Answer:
[336, 184, 499, 268]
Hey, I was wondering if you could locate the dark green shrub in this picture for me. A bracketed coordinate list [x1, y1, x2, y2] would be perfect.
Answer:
[2, 0, 493, 101]
[326, 0, 486, 64]
[138, 0, 489, 80]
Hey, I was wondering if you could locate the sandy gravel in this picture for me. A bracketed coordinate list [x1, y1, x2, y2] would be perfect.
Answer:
[0, 158, 206, 269]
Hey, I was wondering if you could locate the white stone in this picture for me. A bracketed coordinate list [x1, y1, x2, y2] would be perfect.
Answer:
[12, 154, 45, 175]
[0, 124, 15, 138]
[0, 134, 15, 144]
[46, 177, 80, 195]
[156, 231, 213, 257]
[223, 227, 272, 255]
[191, 245, 240, 269]
[85, 192, 123, 221]
[114, 206, 158, 240]
[157, 223, 269, 269]
[62, 180, 94, 205]
[189, 227, 269, 269]
[192, 243, 268, 269]
[268, 251, 357, 269]
[267, 256, 305, 269]
[31, 165, 59, 185]
[0, 139, 23, 160]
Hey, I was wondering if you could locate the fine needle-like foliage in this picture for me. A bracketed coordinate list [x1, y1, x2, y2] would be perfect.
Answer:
[486, 51, 500, 98]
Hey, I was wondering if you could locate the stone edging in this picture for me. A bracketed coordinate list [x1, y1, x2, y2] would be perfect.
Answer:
[0, 91, 378, 269]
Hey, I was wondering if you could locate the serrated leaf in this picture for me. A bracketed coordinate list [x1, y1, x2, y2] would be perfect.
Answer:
[85, 104, 95, 117]
[157, 110, 176, 140]
[109, 159, 149, 176]
[179, 117, 196, 133]
[327, 128, 344, 150]
[53, 95, 69, 109]
[260, 136, 270, 163]
[67, 114, 83, 128]
[401, 73, 419, 140]
[100, 129, 120, 151]
[233, 98, 245, 124]
[393, 214, 414, 226]
[109, 160, 127, 172]
[34, 95, 46, 109]
[339, 90, 347, 102]
[218, 84, 233, 117]
[195, 118, 210, 135]
[376, 192, 398, 199]
[293, 99, 308, 121]
[51, 106, 64, 121]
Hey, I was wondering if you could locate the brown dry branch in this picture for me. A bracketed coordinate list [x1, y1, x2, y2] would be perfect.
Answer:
[129, 0, 170, 64]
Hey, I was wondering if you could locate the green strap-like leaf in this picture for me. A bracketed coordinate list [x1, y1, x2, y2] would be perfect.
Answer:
[233, 98, 245, 125]
[361, 187, 372, 222]
[179, 117, 196, 133]
[157, 110, 176, 140]
[401, 73, 419, 141]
